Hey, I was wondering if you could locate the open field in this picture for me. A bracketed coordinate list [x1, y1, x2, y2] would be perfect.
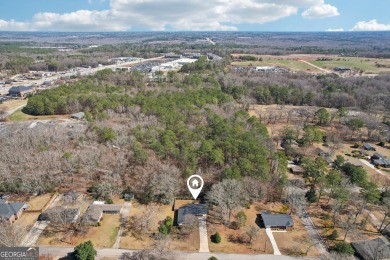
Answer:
[7, 108, 70, 122]
[231, 54, 390, 74]
[231, 54, 321, 73]
[0, 99, 27, 111]
[311, 57, 390, 74]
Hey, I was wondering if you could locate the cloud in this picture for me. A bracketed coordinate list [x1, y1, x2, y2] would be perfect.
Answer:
[327, 28, 344, 32]
[0, 0, 339, 31]
[302, 3, 339, 19]
[0, 19, 31, 31]
[351, 19, 390, 31]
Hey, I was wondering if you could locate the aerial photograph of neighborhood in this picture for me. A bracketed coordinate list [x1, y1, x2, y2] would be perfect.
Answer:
[0, 1, 390, 260]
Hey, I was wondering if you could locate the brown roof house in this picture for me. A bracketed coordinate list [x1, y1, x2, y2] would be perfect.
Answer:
[0, 201, 29, 223]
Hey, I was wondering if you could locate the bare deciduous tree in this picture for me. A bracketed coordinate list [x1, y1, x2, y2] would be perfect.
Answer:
[0, 221, 26, 247]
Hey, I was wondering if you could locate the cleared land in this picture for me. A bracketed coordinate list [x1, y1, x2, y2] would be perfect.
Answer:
[26, 193, 53, 211]
[231, 55, 321, 73]
[311, 57, 390, 74]
[232, 54, 390, 74]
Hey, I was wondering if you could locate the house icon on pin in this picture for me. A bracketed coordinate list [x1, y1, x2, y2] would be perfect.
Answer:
[192, 179, 199, 188]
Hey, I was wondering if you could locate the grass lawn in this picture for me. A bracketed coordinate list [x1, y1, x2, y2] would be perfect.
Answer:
[231, 53, 390, 74]
[26, 193, 53, 211]
[39, 214, 120, 247]
[310, 57, 390, 74]
[0, 99, 27, 111]
[120, 201, 200, 251]
[7, 108, 70, 122]
[14, 212, 41, 231]
[120, 202, 174, 249]
[273, 215, 319, 257]
[231, 56, 321, 73]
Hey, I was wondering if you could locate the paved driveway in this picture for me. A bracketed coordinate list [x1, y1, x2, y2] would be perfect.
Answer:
[198, 216, 209, 252]
[22, 194, 62, 246]
[265, 228, 281, 255]
[113, 202, 131, 249]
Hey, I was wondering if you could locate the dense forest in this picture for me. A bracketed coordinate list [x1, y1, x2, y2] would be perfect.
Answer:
[3, 67, 288, 204]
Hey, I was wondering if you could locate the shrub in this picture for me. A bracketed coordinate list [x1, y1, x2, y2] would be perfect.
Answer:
[159, 216, 173, 235]
[212, 232, 221, 243]
[334, 242, 354, 255]
[208, 257, 218, 260]
[106, 198, 113, 204]
[235, 211, 247, 228]
[378, 141, 385, 147]
[329, 229, 338, 240]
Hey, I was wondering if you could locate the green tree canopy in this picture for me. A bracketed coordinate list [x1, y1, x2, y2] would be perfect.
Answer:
[74, 240, 97, 260]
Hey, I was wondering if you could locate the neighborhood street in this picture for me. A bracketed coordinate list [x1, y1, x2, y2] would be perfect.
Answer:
[39, 245, 309, 260]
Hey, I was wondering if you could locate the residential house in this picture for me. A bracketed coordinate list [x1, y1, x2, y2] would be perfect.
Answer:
[363, 143, 376, 151]
[98, 204, 122, 214]
[177, 204, 207, 226]
[0, 201, 29, 223]
[372, 153, 385, 160]
[8, 85, 36, 97]
[261, 211, 294, 230]
[373, 158, 390, 168]
[351, 237, 390, 260]
[82, 205, 103, 225]
[371, 153, 390, 168]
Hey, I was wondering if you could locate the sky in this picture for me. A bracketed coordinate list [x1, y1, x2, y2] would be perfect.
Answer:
[0, 0, 389, 32]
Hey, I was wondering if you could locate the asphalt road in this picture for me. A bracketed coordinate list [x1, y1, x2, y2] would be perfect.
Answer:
[39, 245, 309, 260]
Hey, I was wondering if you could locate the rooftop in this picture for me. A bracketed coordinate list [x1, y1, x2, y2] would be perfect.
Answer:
[351, 237, 390, 260]
[261, 211, 294, 228]
[177, 203, 207, 225]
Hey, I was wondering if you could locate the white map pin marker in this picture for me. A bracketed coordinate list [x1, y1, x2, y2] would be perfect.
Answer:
[187, 174, 204, 200]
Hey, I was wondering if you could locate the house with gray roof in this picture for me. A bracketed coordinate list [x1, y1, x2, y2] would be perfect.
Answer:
[363, 143, 376, 151]
[0, 201, 29, 223]
[373, 158, 390, 168]
[261, 211, 294, 230]
[351, 237, 390, 260]
[177, 204, 207, 226]
[82, 205, 103, 225]
[8, 85, 36, 97]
